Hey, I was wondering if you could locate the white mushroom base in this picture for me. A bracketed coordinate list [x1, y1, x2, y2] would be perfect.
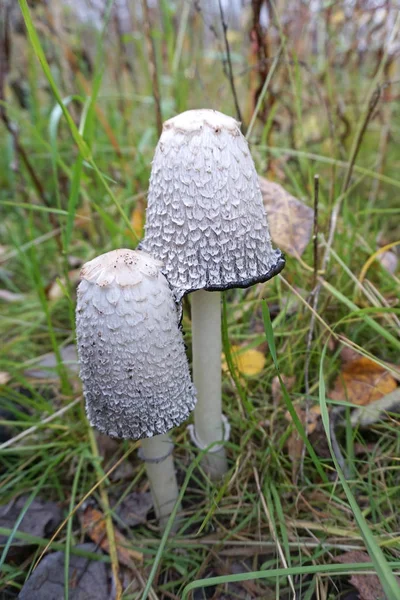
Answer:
[191, 290, 228, 479]
[140, 434, 181, 528]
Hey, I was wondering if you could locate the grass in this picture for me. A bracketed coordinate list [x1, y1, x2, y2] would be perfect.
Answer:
[1, 1, 400, 599]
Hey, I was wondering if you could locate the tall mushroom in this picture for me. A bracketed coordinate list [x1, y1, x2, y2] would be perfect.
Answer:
[141, 109, 285, 479]
[76, 249, 196, 525]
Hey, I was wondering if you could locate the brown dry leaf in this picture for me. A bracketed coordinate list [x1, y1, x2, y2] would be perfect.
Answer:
[329, 356, 397, 406]
[259, 177, 314, 257]
[222, 345, 265, 376]
[271, 374, 296, 406]
[81, 505, 143, 567]
[335, 551, 400, 600]
[285, 405, 321, 481]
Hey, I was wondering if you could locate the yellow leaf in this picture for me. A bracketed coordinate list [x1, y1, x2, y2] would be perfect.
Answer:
[223, 345, 265, 377]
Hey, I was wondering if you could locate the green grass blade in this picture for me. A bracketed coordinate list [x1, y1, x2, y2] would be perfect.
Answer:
[319, 342, 400, 600]
[262, 301, 329, 484]
[322, 280, 400, 351]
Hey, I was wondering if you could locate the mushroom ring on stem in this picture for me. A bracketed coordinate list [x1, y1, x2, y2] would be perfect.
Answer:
[141, 109, 285, 479]
[76, 249, 197, 525]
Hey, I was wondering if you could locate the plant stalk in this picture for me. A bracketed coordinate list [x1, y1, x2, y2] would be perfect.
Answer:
[140, 434, 181, 528]
[192, 290, 228, 479]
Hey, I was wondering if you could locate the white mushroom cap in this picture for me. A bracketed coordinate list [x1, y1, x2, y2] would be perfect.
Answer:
[76, 249, 196, 439]
[141, 109, 285, 301]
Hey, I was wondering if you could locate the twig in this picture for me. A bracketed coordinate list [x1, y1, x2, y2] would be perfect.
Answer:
[340, 87, 381, 195]
[218, 0, 243, 126]
[300, 77, 390, 481]
[312, 175, 320, 289]
[249, 0, 271, 122]
[141, 0, 163, 136]
[302, 175, 321, 480]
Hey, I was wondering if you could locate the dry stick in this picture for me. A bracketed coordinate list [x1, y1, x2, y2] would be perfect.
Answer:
[141, 0, 163, 137]
[300, 61, 395, 479]
[302, 175, 321, 481]
[311, 175, 320, 290]
[218, 0, 243, 127]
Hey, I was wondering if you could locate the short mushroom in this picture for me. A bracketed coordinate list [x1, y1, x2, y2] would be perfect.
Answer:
[141, 109, 285, 478]
[76, 248, 196, 525]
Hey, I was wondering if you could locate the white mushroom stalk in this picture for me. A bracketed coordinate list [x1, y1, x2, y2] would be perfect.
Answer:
[142, 109, 285, 479]
[76, 249, 196, 526]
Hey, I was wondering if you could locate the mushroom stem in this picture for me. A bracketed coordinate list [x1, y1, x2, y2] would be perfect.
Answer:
[140, 434, 181, 528]
[191, 290, 228, 479]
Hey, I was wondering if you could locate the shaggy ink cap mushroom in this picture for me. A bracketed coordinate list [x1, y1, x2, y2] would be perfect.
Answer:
[141, 109, 285, 301]
[76, 249, 196, 440]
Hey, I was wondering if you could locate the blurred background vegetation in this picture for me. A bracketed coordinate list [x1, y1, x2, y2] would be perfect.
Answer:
[0, 1, 399, 599]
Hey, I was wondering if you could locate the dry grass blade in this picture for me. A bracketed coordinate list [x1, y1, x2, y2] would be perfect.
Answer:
[253, 468, 296, 599]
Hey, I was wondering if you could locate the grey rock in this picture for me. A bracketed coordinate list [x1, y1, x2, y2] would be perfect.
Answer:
[141, 109, 284, 301]
[76, 249, 196, 439]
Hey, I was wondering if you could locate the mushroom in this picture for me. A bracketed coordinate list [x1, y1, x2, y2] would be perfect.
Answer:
[76, 248, 196, 525]
[141, 109, 285, 478]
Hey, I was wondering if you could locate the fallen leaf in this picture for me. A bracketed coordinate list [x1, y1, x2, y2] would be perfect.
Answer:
[0, 371, 11, 385]
[24, 345, 79, 379]
[378, 250, 398, 274]
[109, 460, 135, 482]
[112, 492, 153, 528]
[223, 345, 265, 376]
[285, 405, 321, 482]
[350, 387, 400, 427]
[335, 551, 400, 600]
[19, 543, 110, 600]
[81, 505, 143, 567]
[329, 356, 397, 406]
[0, 496, 62, 557]
[259, 177, 314, 257]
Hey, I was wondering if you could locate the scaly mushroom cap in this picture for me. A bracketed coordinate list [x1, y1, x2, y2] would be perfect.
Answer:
[76, 249, 196, 439]
[141, 109, 285, 301]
